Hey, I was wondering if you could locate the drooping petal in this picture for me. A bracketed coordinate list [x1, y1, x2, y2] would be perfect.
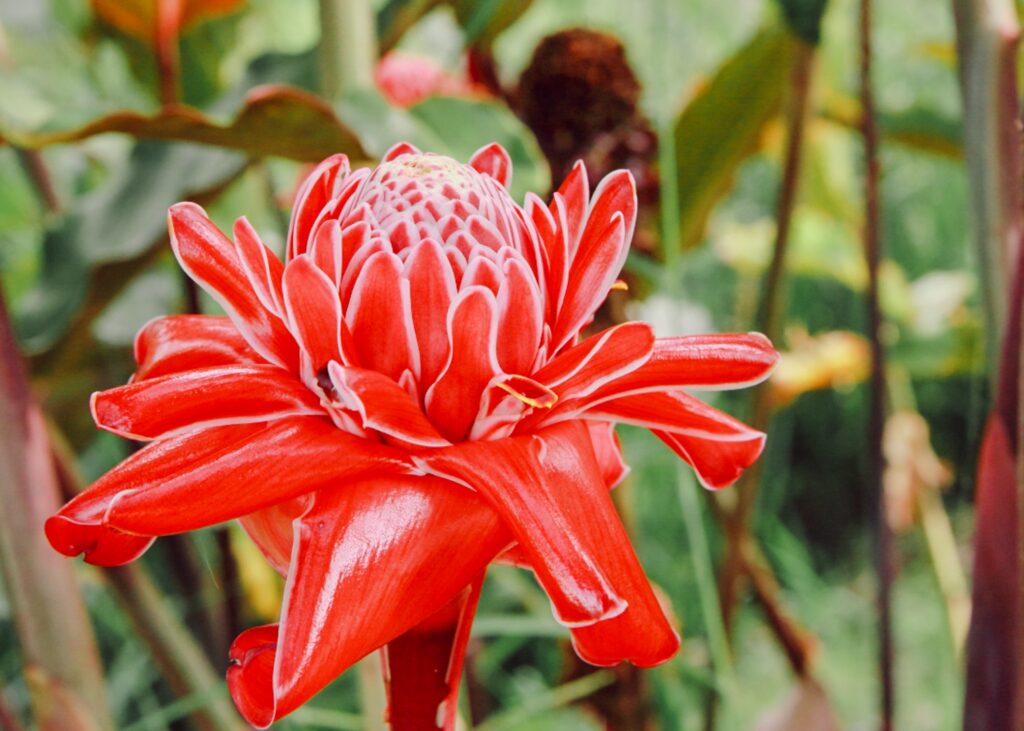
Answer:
[468, 142, 512, 189]
[288, 154, 349, 259]
[238, 497, 309, 575]
[422, 421, 652, 633]
[346, 251, 417, 379]
[281, 255, 345, 372]
[578, 391, 766, 489]
[586, 421, 630, 489]
[328, 363, 449, 448]
[425, 286, 501, 442]
[45, 423, 267, 565]
[232, 476, 508, 727]
[577, 390, 761, 440]
[654, 428, 766, 490]
[133, 315, 259, 381]
[233, 217, 285, 316]
[91, 365, 323, 440]
[587, 332, 779, 401]
[168, 203, 299, 371]
[404, 238, 456, 387]
[384, 579, 483, 731]
[102, 417, 408, 535]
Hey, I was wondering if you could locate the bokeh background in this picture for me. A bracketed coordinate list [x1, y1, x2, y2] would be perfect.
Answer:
[0, 0, 1007, 729]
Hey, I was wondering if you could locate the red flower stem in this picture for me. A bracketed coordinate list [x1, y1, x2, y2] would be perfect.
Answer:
[0, 282, 114, 731]
[155, 0, 184, 107]
[859, 1, 895, 728]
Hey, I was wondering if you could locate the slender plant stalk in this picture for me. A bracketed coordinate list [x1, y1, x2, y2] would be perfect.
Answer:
[952, 0, 1022, 376]
[155, 0, 184, 106]
[858, 2, 894, 728]
[713, 33, 818, 690]
[0, 284, 113, 731]
[357, 655, 388, 731]
[13, 148, 61, 215]
[676, 467, 735, 697]
[319, 0, 377, 102]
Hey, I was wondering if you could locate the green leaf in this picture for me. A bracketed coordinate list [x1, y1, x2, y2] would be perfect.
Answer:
[674, 25, 797, 250]
[447, 0, 533, 47]
[776, 0, 829, 46]
[15, 141, 246, 353]
[4, 84, 367, 162]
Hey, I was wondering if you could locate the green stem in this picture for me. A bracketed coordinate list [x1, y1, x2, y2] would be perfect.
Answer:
[676, 466, 735, 699]
[318, 0, 377, 102]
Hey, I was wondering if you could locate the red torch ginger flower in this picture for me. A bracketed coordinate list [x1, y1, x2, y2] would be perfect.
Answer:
[46, 142, 777, 728]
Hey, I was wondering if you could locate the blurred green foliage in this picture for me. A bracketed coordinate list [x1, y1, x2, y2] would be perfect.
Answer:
[0, 0, 985, 728]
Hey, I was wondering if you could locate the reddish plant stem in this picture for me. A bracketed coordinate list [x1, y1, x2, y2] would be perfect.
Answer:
[858, 1, 894, 729]
[0, 283, 113, 731]
[14, 148, 61, 214]
[155, 0, 184, 107]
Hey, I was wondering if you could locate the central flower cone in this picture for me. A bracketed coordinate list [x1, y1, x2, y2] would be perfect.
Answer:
[46, 142, 778, 729]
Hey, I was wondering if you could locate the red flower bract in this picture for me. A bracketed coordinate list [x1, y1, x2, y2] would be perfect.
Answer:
[46, 142, 778, 728]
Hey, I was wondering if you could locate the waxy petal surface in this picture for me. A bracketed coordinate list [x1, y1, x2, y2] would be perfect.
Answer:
[168, 203, 298, 370]
[103, 417, 407, 535]
[421, 421, 653, 633]
[231, 476, 508, 727]
[92, 365, 323, 440]
[133, 315, 258, 381]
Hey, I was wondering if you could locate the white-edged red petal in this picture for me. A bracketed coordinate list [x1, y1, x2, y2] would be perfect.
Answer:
[168, 203, 299, 371]
[101, 417, 408, 535]
[133, 315, 259, 381]
[91, 365, 323, 440]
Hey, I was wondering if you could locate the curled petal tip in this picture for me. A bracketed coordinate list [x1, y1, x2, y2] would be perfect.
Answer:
[227, 625, 279, 729]
[44, 514, 153, 566]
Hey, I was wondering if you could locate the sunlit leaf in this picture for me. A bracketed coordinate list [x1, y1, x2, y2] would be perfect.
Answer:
[674, 24, 797, 249]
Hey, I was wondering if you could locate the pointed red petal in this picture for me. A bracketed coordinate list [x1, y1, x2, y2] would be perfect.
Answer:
[103, 417, 407, 535]
[133, 315, 259, 381]
[91, 365, 323, 440]
[259, 476, 507, 725]
[383, 142, 421, 162]
[468, 142, 512, 189]
[384, 579, 483, 731]
[495, 258, 544, 374]
[309, 219, 343, 285]
[583, 390, 763, 440]
[425, 286, 501, 442]
[282, 255, 344, 372]
[654, 428, 766, 490]
[168, 203, 298, 371]
[423, 421, 645, 630]
[553, 171, 636, 347]
[346, 251, 416, 379]
[404, 239, 456, 387]
[590, 332, 779, 400]
[328, 363, 449, 447]
[233, 217, 285, 316]
[555, 161, 589, 251]
[586, 421, 630, 489]
[288, 154, 349, 259]
[532, 322, 654, 401]
[45, 423, 266, 564]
